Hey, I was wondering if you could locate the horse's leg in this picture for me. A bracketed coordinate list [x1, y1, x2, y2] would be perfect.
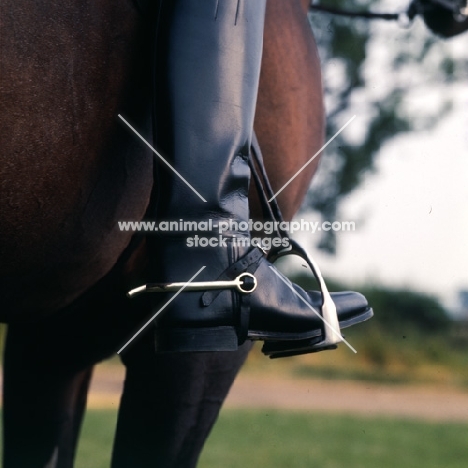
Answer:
[111, 1, 324, 467]
[1, 254, 149, 468]
[2, 326, 93, 468]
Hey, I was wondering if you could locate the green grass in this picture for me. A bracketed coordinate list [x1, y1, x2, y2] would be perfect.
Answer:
[69, 409, 468, 467]
[199, 410, 468, 468]
[75, 410, 119, 468]
[1, 408, 465, 467]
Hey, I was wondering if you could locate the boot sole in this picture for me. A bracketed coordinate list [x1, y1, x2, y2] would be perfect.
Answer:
[262, 307, 374, 358]
[155, 307, 373, 353]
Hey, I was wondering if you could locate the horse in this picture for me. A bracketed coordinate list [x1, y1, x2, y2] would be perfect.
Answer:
[0, 0, 324, 466]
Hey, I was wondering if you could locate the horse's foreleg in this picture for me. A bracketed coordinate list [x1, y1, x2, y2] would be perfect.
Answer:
[1, 266, 143, 468]
[2, 326, 93, 468]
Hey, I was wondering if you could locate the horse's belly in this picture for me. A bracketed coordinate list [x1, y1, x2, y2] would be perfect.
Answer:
[0, 0, 153, 321]
[0, 150, 153, 322]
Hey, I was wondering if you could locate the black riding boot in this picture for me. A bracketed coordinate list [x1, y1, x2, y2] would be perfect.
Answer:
[143, 0, 372, 356]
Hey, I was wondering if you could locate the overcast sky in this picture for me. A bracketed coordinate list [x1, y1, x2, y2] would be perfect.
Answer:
[296, 19, 468, 316]
[297, 83, 468, 316]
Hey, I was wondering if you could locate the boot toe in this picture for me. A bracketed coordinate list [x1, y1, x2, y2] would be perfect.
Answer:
[330, 291, 369, 320]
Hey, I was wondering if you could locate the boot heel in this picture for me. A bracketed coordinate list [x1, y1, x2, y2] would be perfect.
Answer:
[262, 337, 337, 359]
[155, 326, 239, 353]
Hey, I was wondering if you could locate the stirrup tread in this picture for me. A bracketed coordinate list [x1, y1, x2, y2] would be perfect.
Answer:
[267, 239, 343, 353]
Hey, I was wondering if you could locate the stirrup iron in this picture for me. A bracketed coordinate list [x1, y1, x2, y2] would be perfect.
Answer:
[263, 240, 343, 357]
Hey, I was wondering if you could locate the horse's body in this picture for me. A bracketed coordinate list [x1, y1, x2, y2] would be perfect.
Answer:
[0, 0, 324, 466]
[0, 0, 154, 322]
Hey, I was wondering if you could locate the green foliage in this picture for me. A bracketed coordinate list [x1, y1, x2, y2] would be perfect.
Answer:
[293, 273, 450, 334]
[306, 0, 465, 253]
[359, 285, 450, 333]
[281, 273, 468, 385]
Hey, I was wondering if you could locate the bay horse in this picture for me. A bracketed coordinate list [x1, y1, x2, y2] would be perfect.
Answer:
[0, 0, 323, 466]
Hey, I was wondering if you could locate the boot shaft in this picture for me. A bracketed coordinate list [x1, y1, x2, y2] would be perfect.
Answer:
[151, 0, 267, 227]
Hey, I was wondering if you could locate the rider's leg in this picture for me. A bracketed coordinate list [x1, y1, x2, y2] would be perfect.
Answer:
[111, 3, 337, 466]
[148, 0, 371, 353]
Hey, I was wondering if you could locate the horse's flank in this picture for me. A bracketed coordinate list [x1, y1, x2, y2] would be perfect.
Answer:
[0, 0, 154, 320]
[0, 0, 323, 322]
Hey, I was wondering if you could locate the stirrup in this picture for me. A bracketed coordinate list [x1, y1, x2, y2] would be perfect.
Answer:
[261, 239, 343, 358]
[127, 239, 344, 357]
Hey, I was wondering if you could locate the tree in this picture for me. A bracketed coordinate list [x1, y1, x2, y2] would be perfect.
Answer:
[306, 0, 468, 252]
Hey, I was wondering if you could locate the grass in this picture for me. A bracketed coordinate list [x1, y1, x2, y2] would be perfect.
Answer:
[75, 410, 118, 468]
[199, 410, 468, 468]
[66, 409, 468, 468]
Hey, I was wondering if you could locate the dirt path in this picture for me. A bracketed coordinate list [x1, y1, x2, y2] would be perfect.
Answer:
[87, 364, 468, 422]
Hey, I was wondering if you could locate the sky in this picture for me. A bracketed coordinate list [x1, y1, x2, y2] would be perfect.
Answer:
[294, 12, 468, 316]
[304, 97, 468, 315]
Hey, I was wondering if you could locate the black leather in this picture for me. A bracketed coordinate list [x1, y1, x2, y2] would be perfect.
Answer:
[151, 241, 371, 342]
[149, 0, 267, 339]
[148, 0, 372, 353]
[151, 0, 263, 226]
